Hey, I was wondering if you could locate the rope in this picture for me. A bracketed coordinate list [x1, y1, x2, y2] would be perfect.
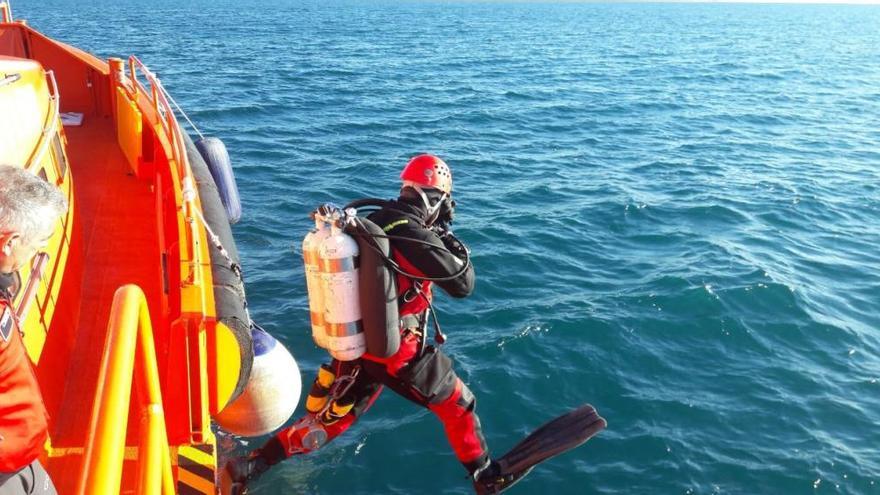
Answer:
[192, 206, 242, 280]
[179, 154, 240, 280]
[190, 202, 252, 324]
[161, 83, 205, 140]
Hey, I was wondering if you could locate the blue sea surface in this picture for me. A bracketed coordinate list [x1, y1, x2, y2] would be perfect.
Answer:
[15, 1, 880, 493]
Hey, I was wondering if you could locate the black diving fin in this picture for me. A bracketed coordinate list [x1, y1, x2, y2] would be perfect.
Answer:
[473, 404, 607, 494]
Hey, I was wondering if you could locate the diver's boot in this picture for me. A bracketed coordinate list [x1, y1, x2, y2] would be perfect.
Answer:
[472, 459, 533, 495]
[220, 437, 286, 495]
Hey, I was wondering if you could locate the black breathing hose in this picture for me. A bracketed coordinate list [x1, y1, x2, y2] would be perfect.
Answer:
[348, 216, 472, 283]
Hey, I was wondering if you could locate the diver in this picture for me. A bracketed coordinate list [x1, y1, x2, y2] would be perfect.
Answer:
[223, 155, 605, 494]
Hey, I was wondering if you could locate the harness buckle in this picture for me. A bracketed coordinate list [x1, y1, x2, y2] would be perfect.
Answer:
[403, 280, 423, 303]
[402, 289, 418, 303]
[328, 366, 360, 401]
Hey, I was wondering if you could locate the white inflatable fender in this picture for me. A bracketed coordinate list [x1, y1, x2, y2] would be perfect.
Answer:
[214, 326, 301, 437]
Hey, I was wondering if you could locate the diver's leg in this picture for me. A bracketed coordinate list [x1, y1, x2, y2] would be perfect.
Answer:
[363, 331, 490, 476]
[274, 359, 382, 456]
[222, 359, 381, 494]
[428, 378, 489, 473]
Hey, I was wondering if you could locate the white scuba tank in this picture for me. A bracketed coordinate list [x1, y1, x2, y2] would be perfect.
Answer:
[317, 217, 366, 361]
[302, 216, 330, 349]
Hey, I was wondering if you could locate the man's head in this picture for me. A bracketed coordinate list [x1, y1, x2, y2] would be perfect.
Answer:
[0, 165, 68, 274]
[399, 154, 453, 226]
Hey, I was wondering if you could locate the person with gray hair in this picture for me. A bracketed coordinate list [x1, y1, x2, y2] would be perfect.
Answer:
[0, 166, 67, 274]
[0, 165, 66, 495]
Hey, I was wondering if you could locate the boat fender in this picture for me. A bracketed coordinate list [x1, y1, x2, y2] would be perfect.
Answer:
[195, 137, 242, 225]
[184, 133, 253, 407]
[214, 326, 302, 437]
[344, 216, 400, 358]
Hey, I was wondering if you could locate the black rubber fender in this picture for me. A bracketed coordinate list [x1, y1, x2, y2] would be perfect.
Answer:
[184, 132, 253, 404]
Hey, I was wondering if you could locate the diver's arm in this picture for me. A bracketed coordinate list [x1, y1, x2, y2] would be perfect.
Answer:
[394, 225, 475, 298]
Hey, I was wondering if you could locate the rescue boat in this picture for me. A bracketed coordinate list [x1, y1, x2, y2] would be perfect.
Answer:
[0, 3, 300, 493]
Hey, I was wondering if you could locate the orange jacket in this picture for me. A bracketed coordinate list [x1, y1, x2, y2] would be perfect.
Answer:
[0, 297, 49, 472]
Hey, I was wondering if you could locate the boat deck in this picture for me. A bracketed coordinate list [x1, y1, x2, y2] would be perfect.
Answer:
[46, 115, 163, 493]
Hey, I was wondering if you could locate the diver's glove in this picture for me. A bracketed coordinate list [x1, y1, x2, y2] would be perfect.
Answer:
[221, 457, 262, 495]
[438, 230, 470, 259]
[220, 437, 286, 495]
[436, 197, 456, 228]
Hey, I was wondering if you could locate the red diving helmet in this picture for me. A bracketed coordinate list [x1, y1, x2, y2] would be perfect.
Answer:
[400, 154, 453, 194]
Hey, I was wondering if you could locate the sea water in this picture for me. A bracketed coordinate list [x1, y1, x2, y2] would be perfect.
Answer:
[16, 1, 880, 493]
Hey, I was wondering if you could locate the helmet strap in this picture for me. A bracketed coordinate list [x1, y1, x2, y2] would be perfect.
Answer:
[401, 182, 447, 225]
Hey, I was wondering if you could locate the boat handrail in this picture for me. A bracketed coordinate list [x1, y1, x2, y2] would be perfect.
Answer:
[0, 1, 12, 23]
[124, 57, 186, 180]
[25, 69, 60, 171]
[123, 56, 208, 311]
[114, 56, 214, 442]
[76, 285, 175, 495]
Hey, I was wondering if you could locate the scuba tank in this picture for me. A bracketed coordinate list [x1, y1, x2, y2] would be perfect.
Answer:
[301, 203, 401, 361]
[316, 209, 366, 361]
[302, 214, 331, 349]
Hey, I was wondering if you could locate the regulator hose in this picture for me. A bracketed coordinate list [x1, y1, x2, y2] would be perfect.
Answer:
[348, 216, 472, 283]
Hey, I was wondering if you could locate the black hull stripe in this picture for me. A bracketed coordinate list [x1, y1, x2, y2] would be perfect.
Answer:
[193, 443, 214, 455]
[177, 482, 206, 495]
[179, 460, 215, 482]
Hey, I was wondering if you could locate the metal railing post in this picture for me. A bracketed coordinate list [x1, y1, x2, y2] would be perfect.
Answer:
[77, 285, 175, 495]
[0, 2, 12, 23]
